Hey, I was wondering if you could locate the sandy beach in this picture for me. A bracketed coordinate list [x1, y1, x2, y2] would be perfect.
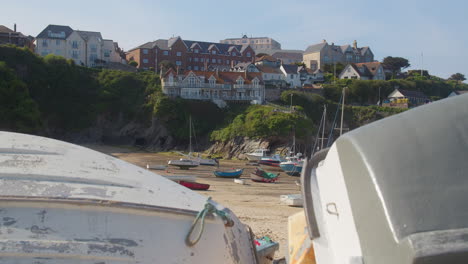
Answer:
[85, 144, 303, 260]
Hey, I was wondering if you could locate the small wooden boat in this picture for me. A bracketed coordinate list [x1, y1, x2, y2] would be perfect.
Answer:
[177, 180, 210, 191]
[250, 167, 279, 183]
[258, 154, 284, 168]
[213, 168, 244, 178]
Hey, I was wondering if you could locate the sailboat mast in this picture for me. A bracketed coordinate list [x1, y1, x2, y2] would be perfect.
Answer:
[189, 116, 192, 153]
[321, 105, 327, 149]
[340, 87, 346, 136]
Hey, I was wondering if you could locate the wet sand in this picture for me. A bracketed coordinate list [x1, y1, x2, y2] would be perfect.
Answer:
[85, 145, 303, 260]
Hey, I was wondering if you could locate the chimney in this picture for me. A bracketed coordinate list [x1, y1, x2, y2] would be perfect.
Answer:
[14, 23, 16, 32]
[353, 40, 357, 49]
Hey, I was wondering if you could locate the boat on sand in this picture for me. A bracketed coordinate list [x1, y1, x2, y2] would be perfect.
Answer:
[0, 132, 268, 263]
[250, 167, 279, 183]
[213, 168, 244, 178]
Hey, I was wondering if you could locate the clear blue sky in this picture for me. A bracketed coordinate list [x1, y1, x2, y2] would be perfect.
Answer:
[3, 0, 467, 79]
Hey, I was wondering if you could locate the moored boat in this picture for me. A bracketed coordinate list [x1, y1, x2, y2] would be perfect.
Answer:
[0, 131, 264, 263]
[213, 168, 244, 178]
[168, 158, 199, 169]
[246, 149, 269, 161]
[177, 180, 210, 191]
[250, 167, 279, 183]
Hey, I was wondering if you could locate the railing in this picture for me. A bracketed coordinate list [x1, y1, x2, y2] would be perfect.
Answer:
[180, 95, 262, 101]
[233, 84, 263, 89]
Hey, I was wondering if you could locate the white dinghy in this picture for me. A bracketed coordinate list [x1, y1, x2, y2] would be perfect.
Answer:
[0, 132, 265, 263]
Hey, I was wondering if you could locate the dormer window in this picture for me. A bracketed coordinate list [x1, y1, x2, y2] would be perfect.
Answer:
[209, 76, 216, 87]
[212, 50, 216, 55]
[194, 49, 199, 53]
[237, 77, 244, 86]
[232, 52, 236, 56]
[247, 52, 251, 57]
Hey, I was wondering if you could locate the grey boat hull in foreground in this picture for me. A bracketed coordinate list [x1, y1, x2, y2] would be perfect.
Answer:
[302, 94, 468, 264]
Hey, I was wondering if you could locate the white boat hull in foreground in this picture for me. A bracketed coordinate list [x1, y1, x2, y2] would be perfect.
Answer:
[0, 132, 263, 263]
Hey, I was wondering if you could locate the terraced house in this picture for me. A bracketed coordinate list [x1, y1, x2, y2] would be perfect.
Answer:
[126, 36, 255, 71]
[161, 68, 264, 104]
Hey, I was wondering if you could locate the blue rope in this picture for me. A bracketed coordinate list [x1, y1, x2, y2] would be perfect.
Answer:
[185, 197, 234, 247]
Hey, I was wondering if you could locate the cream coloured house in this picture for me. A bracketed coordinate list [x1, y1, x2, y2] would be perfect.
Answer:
[35, 24, 123, 67]
[303, 40, 374, 70]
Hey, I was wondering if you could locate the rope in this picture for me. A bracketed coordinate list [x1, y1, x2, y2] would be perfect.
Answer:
[185, 197, 234, 247]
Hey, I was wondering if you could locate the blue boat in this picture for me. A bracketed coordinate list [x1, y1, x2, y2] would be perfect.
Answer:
[279, 156, 303, 176]
[213, 169, 244, 178]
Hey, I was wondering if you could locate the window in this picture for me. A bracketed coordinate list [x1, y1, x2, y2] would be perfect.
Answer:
[211, 50, 216, 55]
[176, 61, 182, 66]
[90, 54, 98, 66]
[42, 39, 48, 47]
[247, 52, 251, 57]
[56, 40, 60, 45]
[217, 59, 221, 64]
[189, 58, 192, 62]
[194, 49, 199, 53]
[72, 41, 78, 49]
[201, 66, 204, 71]
[104, 51, 110, 57]
[72, 50, 79, 59]
[187, 66, 192, 70]
[194, 66, 199, 70]
[346, 54, 353, 61]
[253, 78, 259, 87]
[323, 55, 329, 62]
[163, 50, 169, 55]
[237, 78, 244, 85]
[291, 74, 294, 79]
[143, 49, 149, 54]
[200, 58, 204, 62]
[226, 59, 230, 65]
[209, 77, 216, 87]
[143, 59, 149, 64]
[212, 59, 216, 63]
[176, 51, 182, 56]
[90, 44, 97, 53]
[194, 57, 199, 62]
[232, 52, 236, 56]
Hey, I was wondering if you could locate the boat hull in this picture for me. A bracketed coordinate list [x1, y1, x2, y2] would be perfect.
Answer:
[213, 169, 243, 178]
[246, 154, 263, 161]
[250, 173, 279, 183]
[178, 180, 210, 190]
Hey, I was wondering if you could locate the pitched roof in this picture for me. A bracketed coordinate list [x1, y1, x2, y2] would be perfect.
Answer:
[180, 39, 244, 55]
[256, 65, 283, 74]
[304, 42, 327, 54]
[354, 62, 382, 76]
[37, 24, 73, 39]
[255, 55, 277, 62]
[0, 25, 14, 33]
[282, 64, 299, 74]
[76, 30, 102, 41]
[349, 63, 373, 78]
[272, 51, 303, 61]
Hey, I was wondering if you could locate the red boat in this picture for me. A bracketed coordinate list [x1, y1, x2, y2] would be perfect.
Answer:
[250, 167, 279, 183]
[177, 180, 210, 191]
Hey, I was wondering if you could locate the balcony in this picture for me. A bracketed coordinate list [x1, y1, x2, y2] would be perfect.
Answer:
[233, 84, 263, 89]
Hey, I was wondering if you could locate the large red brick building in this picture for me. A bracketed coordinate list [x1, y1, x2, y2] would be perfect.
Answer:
[126, 36, 255, 71]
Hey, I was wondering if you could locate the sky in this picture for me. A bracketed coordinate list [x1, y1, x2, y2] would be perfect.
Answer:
[2, 0, 467, 79]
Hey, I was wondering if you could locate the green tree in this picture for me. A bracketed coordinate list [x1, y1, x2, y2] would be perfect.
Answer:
[382, 56, 410, 78]
[128, 60, 138, 67]
[449, 73, 466, 82]
[158, 60, 176, 71]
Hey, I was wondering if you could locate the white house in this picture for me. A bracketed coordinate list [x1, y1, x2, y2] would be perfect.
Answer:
[35, 24, 123, 67]
[339, 62, 385, 80]
[280, 64, 301, 88]
[161, 69, 265, 103]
